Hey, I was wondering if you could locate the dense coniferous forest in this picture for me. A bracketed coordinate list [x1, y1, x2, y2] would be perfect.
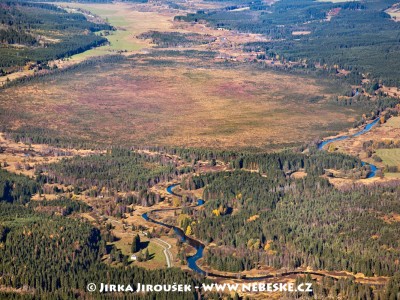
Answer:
[0, 203, 203, 299]
[28, 197, 92, 215]
[0, 0, 112, 68]
[36, 148, 188, 194]
[38, 147, 365, 200]
[181, 169, 400, 278]
[175, 0, 400, 87]
[148, 145, 361, 170]
[0, 168, 204, 299]
[2, 135, 400, 297]
[1, 0, 400, 298]
[0, 169, 38, 204]
[138, 31, 216, 48]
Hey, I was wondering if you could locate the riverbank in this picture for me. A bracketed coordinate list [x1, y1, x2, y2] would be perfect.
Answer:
[318, 117, 381, 178]
[141, 183, 389, 287]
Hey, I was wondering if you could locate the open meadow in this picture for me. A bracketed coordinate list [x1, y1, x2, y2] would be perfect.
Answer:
[0, 56, 360, 150]
[323, 116, 400, 180]
[376, 149, 400, 168]
[57, 2, 174, 60]
[2, 1, 400, 299]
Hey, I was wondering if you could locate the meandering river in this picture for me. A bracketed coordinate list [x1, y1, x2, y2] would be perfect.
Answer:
[143, 185, 341, 280]
[141, 118, 381, 279]
[318, 117, 380, 178]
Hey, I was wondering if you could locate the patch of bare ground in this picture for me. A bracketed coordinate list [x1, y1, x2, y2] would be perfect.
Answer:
[0, 132, 102, 177]
[0, 286, 34, 295]
[172, 21, 269, 62]
[324, 176, 391, 189]
[290, 170, 307, 179]
[386, 3, 400, 22]
[379, 212, 400, 224]
[216, 270, 387, 299]
[80, 212, 97, 222]
[380, 85, 400, 98]
[197, 258, 389, 286]
[292, 31, 311, 36]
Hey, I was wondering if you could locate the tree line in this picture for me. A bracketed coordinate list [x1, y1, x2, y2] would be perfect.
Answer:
[0, 0, 113, 68]
[181, 169, 400, 278]
[175, 0, 400, 87]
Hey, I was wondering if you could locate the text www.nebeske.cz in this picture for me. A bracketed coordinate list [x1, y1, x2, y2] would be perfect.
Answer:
[87, 282, 313, 293]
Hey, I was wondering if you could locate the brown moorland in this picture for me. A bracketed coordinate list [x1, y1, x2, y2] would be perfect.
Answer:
[0, 57, 361, 150]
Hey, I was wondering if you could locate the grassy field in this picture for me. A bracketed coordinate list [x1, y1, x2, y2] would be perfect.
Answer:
[57, 3, 175, 61]
[384, 172, 400, 179]
[326, 116, 400, 183]
[385, 116, 400, 128]
[0, 56, 360, 150]
[376, 149, 400, 167]
[113, 233, 167, 269]
[324, 117, 400, 157]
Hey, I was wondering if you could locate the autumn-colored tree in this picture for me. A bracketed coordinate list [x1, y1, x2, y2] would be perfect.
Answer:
[185, 225, 192, 236]
[328, 143, 336, 152]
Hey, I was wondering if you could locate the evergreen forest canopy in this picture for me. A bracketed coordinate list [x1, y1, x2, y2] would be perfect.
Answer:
[1, 0, 400, 298]
[182, 171, 400, 277]
[1, 147, 400, 298]
[0, 0, 112, 68]
[0, 202, 203, 299]
[176, 0, 400, 87]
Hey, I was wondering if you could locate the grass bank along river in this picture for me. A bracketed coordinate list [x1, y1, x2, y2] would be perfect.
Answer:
[318, 118, 380, 178]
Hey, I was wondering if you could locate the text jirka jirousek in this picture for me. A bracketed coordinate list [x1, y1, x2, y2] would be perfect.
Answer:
[89, 282, 313, 293]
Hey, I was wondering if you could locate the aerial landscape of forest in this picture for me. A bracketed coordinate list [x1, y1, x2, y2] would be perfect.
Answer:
[1, 0, 400, 299]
